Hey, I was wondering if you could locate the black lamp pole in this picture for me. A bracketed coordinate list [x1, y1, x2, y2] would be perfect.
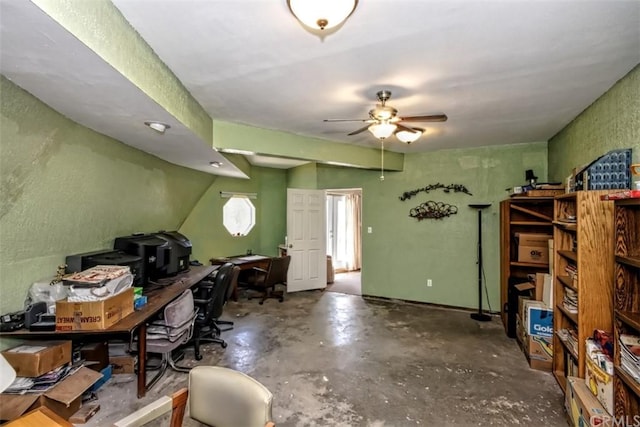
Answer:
[469, 203, 492, 322]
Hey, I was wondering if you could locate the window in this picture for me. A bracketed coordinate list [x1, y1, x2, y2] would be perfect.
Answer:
[223, 196, 256, 236]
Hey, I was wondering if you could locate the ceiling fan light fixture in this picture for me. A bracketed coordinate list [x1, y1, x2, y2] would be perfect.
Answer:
[144, 121, 170, 134]
[287, 0, 358, 31]
[396, 127, 424, 144]
[368, 122, 397, 140]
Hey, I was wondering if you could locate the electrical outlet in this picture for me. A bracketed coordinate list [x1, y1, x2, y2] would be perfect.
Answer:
[367, 227, 372, 234]
[427, 279, 433, 287]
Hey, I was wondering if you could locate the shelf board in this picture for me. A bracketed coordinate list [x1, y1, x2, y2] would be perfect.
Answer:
[616, 255, 640, 269]
[553, 221, 577, 232]
[615, 365, 640, 398]
[510, 261, 549, 268]
[557, 304, 578, 325]
[558, 250, 577, 262]
[616, 310, 640, 331]
[510, 204, 553, 221]
[553, 370, 567, 393]
[511, 221, 553, 226]
[557, 275, 578, 293]
[555, 331, 579, 360]
[556, 193, 577, 200]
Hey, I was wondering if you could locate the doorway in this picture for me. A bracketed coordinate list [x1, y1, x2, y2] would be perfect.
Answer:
[325, 189, 362, 296]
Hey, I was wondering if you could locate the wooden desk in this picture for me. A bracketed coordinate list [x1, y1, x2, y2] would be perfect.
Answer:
[210, 255, 271, 301]
[0, 265, 217, 398]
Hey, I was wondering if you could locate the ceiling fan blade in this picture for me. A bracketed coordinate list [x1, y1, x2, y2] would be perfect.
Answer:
[348, 125, 372, 136]
[323, 118, 371, 123]
[399, 114, 448, 122]
[395, 123, 415, 133]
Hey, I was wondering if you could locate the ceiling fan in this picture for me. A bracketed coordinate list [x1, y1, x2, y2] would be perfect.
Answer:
[323, 90, 447, 143]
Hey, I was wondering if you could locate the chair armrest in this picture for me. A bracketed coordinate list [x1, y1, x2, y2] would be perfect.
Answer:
[113, 388, 188, 427]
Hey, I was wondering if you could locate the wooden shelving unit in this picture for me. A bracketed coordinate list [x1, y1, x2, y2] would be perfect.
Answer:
[612, 198, 640, 418]
[552, 191, 615, 393]
[500, 197, 554, 336]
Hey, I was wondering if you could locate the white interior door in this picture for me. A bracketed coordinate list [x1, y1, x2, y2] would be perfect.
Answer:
[287, 188, 327, 292]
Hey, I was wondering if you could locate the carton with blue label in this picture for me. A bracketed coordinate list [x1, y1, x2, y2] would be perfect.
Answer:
[527, 304, 553, 337]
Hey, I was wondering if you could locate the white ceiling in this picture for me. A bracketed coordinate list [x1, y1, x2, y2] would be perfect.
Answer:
[1, 1, 639, 173]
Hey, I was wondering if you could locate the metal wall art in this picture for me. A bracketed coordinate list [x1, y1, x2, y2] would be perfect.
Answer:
[399, 183, 472, 201]
[409, 201, 458, 220]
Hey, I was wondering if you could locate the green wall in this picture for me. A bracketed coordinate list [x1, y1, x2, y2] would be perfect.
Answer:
[0, 77, 214, 313]
[287, 163, 318, 189]
[548, 65, 640, 181]
[318, 142, 548, 310]
[179, 166, 287, 263]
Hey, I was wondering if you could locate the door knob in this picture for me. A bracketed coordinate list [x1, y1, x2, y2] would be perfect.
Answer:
[288, 244, 293, 248]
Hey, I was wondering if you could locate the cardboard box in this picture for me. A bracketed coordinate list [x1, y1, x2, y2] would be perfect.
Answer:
[2, 341, 71, 378]
[585, 357, 614, 415]
[518, 245, 550, 264]
[565, 377, 611, 427]
[109, 355, 136, 374]
[516, 233, 553, 247]
[516, 233, 552, 264]
[526, 305, 553, 337]
[56, 288, 134, 331]
[0, 367, 102, 422]
[527, 335, 553, 371]
[79, 341, 109, 372]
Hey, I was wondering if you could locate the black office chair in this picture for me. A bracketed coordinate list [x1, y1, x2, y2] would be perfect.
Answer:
[191, 263, 235, 360]
[244, 256, 291, 305]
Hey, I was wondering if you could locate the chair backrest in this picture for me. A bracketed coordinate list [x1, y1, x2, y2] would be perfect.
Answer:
[201, 263, 234, 323]
[225, 266, 241, 304]
[189, 366, 273, 427]
[264, 256, 291, 288]
[147, 289, 196, 343]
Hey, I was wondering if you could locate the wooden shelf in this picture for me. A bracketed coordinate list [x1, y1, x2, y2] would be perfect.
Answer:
[616, 255, 640, 269]
[500, 197, 555, 335]
[556, 304, 578, 325]
[553, 221, 577, 232]
[612, 198, 639, 418]
[615, 366, 640, 398]
[617, 310, 640, 331]
[553, 370, 567, 393]
[555, 331, 579, 360]
[557, 250, 577, 262]
[553, 191, 614, 385]
[557, 275, 578, 293]
[510, 261, 550, 268]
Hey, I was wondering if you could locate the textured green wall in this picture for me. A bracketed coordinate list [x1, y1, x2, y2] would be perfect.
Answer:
[318, 142, 548, 310]
[179, 166, 287, 263]
[32, 0, 212, 143]
[548, 65, 640, 181]
[0, 77, 214, 313]
[287, 163, 318, 189]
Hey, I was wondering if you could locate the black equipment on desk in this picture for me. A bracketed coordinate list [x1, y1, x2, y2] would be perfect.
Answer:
[66, 249, 143, 285]
[154, 230, 192, 276]
[0, 309, 25, 332]
[114, 233, 171, 286]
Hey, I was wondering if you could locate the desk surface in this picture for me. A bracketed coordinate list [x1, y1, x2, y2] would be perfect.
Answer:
[0, 265, 217, 338]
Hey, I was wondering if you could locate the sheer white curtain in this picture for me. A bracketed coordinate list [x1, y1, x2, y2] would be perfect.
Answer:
[344, 192, 362, 271]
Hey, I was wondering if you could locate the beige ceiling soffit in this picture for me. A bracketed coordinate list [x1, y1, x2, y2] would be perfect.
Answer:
[213, 121, 404, 172]
[30, 0, 211, 144]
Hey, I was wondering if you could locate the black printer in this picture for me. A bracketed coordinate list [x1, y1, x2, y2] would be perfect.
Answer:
[155, 231, 192, 276]
[114, 234, 171, 286]
[65, 249, 143, 285]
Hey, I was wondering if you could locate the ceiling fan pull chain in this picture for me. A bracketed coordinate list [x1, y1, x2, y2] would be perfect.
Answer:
[380, 140, 385, 181]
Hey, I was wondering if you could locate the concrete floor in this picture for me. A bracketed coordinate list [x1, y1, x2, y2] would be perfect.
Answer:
[86, 290, 566, 426]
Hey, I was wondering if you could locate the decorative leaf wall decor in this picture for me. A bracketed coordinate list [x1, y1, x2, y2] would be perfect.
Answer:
[399, 183, 472, 201]
[409, 201, 458, 220]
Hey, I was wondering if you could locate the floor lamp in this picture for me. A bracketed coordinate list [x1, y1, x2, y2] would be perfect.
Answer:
[469, 203, 492, 322]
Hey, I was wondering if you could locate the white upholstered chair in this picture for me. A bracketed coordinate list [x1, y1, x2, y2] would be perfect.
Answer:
[113, 366, 274, 427]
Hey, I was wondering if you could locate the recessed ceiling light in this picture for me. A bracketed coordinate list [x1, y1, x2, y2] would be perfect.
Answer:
[209, 161, 222, 168]
[144, 121, 170, 134]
